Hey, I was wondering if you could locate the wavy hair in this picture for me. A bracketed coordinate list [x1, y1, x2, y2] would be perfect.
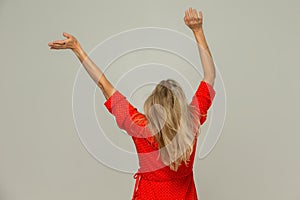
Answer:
[141, 79, 201, 171]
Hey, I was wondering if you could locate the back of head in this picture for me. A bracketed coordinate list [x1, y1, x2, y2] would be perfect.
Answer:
[143, 79, 200, 171]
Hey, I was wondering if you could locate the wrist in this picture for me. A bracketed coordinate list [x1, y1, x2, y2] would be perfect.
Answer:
[193, 29, 205, 43]
[192, 28, 203, 34]
[72, 41, 82, 53]
[72, 43, 87, 63]
[193, 29, 204, 41]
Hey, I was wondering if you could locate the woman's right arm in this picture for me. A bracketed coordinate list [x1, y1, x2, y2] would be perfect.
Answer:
[185, 8, 216, 125]
[184, 7, 216, 87]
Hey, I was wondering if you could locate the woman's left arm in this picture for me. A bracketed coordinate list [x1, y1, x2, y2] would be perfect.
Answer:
[48, 32, 116, 100]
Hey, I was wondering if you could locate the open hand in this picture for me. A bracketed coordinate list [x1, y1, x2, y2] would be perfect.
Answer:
[184, 7, 203, 32]
[48, 32, 79, 50]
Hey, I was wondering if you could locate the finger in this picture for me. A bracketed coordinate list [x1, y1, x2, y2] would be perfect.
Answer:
[192, 8, 196, 19]
[51, 43, 66, 49]
[188, 7, 192, 18]
[193, 9, 197, 19]
[50, 46, 59, 50]
[52, 42, 65, 46]
[48, 43, 55, 47]
[51, 46, 64, 50]
[186, 10, 190, 20]
[199, 11, 203, 19]
[52, 40, 65, 44]
[48, 41, 61, 46]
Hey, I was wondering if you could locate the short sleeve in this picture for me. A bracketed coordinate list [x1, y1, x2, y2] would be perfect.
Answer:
[104, 90, 150, 137]
[189, 81, 216, 125]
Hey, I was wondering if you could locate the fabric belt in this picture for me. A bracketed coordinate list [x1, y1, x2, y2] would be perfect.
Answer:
[131, 170, 193, 200]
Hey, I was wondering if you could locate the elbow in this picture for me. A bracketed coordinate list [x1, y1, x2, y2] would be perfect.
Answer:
[204, 68, 216, 80]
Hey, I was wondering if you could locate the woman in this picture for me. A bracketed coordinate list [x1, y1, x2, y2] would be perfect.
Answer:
[48, 7, 216, 200]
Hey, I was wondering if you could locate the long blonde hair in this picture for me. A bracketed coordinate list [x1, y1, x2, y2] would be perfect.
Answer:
[142, 79, 201, 171]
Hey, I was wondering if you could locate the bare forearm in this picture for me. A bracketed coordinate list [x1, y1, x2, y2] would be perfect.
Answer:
[72, 44, 116, 99]
[193, 29, 216, 86]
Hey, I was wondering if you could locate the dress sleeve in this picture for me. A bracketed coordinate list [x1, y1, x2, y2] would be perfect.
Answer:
[189, 81, 216, 125]
[104, 90, 150, 137]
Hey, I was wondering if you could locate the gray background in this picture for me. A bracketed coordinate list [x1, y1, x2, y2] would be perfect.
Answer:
[0, 0, 299, 199]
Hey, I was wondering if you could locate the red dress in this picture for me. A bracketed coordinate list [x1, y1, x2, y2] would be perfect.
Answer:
[104, 81, 216, 200]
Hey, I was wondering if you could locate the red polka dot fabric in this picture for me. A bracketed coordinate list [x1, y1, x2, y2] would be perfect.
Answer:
[104, 81, 216, 200]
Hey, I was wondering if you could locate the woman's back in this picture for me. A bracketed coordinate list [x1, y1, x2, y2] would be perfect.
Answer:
[104, 80, 216, 199]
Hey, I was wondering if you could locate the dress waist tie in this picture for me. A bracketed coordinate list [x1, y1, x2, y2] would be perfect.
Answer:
[132, 170, 193, 199]
[132, 171, 142, 200]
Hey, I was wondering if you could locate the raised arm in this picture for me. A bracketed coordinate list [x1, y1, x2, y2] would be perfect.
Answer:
[184, 8, 216, 125]
[184, 8, 216, 86]
[48, 32, 116, 100]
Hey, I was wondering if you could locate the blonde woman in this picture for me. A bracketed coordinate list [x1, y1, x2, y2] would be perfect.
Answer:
[48, 7, 216, 200]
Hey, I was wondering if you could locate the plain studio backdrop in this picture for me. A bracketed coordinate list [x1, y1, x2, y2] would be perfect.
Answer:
[0, 0, 299, 199]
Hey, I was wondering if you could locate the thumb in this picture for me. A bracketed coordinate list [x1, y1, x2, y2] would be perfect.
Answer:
[63, 32, 70, 38]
